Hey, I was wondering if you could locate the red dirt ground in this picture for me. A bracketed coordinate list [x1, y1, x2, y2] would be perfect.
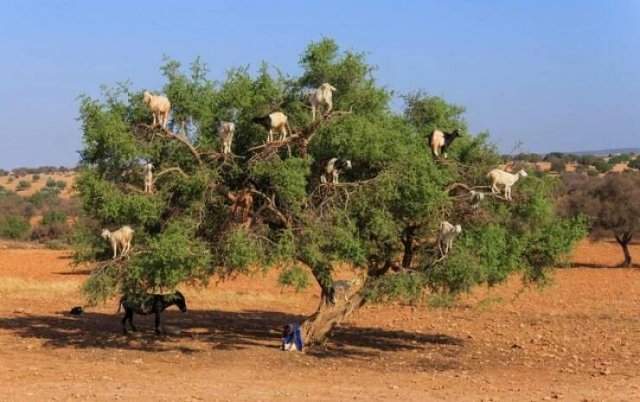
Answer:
[1, 239, 640, 401]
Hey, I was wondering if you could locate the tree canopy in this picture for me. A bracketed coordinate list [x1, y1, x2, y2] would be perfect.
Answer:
[75, 38, 585, 344]
[561, 172, 640, 267]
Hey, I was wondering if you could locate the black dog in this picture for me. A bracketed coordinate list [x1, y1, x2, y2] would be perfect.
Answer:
[69, 306, 84, 315]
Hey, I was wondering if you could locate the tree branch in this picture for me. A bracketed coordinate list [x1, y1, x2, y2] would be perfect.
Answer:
[153, 167, 188, 183]
[249, 189, 291, 227]
[136, 124, 203, 165]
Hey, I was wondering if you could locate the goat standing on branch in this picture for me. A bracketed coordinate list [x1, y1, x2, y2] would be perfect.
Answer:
[430, 129, 460, 159]
[143, 91, 171, 129]
[252, 112, 291, 143]
[143, 162, 153, 193]
[218, 121, 235, 155]
[321, 158, 352, 184]
[309, 83, 337, 121]
[487, 168, 528, 201]
[101, 225, 135, 259]
[438, 221, 462, 257]
[469, 190, 485, 209]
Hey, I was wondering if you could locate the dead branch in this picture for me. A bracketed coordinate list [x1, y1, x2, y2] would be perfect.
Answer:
[153, 167, 188, 183]
[250, 189, 291, 227]
[136, 124, 203, 165]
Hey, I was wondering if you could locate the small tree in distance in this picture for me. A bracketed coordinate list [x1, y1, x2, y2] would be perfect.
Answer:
[75, 39, 585, 345]
[561, 172, 640, 267]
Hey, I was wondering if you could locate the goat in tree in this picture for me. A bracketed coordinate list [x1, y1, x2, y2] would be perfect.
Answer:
[487, 168, 528, 201]
[309, 83, 337, 121]
[321, 158, 352, 184]
[430, 129, 460, 159]
[143, 91, 171, 129]
[101, 225, 134, 259]
[143, 162, 153, 193]
[218, 121, 236, 155]
[438, 221, 462, 257]
[252, 112, 291, 142]
[469, 190, 485, 209]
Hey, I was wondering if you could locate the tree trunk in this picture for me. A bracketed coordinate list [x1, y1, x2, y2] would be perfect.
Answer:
[615, 233, 633, 268]
[300, 291, 366, 345]
[401, 226, 416, 269]
[300, 259, 393, 346]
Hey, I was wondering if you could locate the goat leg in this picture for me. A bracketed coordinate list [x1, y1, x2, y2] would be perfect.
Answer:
[154, 312, 162, 335]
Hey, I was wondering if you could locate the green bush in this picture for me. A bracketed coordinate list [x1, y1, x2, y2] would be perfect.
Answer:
[42, 210, 67, 225]
[46, 177, 57, 188]
[278, 265, 310, 292]
[32, 174, 40, 182]
[16, 180, 31, 191]
[0, 216, 31, 240]
[593, 159, 612, 173]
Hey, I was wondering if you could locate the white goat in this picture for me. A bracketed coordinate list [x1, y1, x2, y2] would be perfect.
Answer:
[101, 226, 135, 259]
[218, 121, 236, 154]
[430, 129, 460, 159]
[487, 169, 528, 201]
[321, 158, 352, 184]
[469, 190, 485, 209]
[143, 91, 171, 129]
[309, 83, 337, 121]
[252, 112, 291, 142]
[438, 221, 462, 257]
[143, 163, 153, 194]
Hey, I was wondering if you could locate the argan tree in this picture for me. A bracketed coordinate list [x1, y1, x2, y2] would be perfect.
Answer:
[561, 172, 640, 267]
[75, 39, 585, 344]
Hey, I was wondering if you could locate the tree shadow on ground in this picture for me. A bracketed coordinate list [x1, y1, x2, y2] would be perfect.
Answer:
[55, 269, 93, 275]
[569, 262, 640, 269]
[0, 309, 464, 360]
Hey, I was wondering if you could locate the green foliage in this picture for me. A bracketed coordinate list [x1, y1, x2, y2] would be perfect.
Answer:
[592, 159, 612, 173]
[365, 272, 426, 304]
[403, 91, 467, 136]
[124, 220, 212, 294]
[278, 265, 310, 292]
[628, 157, 640, 170]
[251, 157, 310, 213]
[75, 38, 586, 311]
[82, 265, 119, 306]
[16, 180, 31, 191]
[215, 228, 263, 276]
[0, 216, 31, 240]
[609, 154, 632, 164]
[32, 174, 40, 182]
[42, 210, 67, 225]
[46, 177, 57, 188]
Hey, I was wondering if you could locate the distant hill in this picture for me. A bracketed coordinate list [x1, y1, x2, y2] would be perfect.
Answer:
[564, 148, 640, 156]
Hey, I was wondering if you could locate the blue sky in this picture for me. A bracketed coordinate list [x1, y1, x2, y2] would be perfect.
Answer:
[1, 0, 638, 169]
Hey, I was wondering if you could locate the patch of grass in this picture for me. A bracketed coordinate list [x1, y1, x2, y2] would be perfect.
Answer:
[45, 239, 69, 250]
[475, 295, 504, 311]
[0, 277, 79, 297]
[427, 293, 457, 309]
